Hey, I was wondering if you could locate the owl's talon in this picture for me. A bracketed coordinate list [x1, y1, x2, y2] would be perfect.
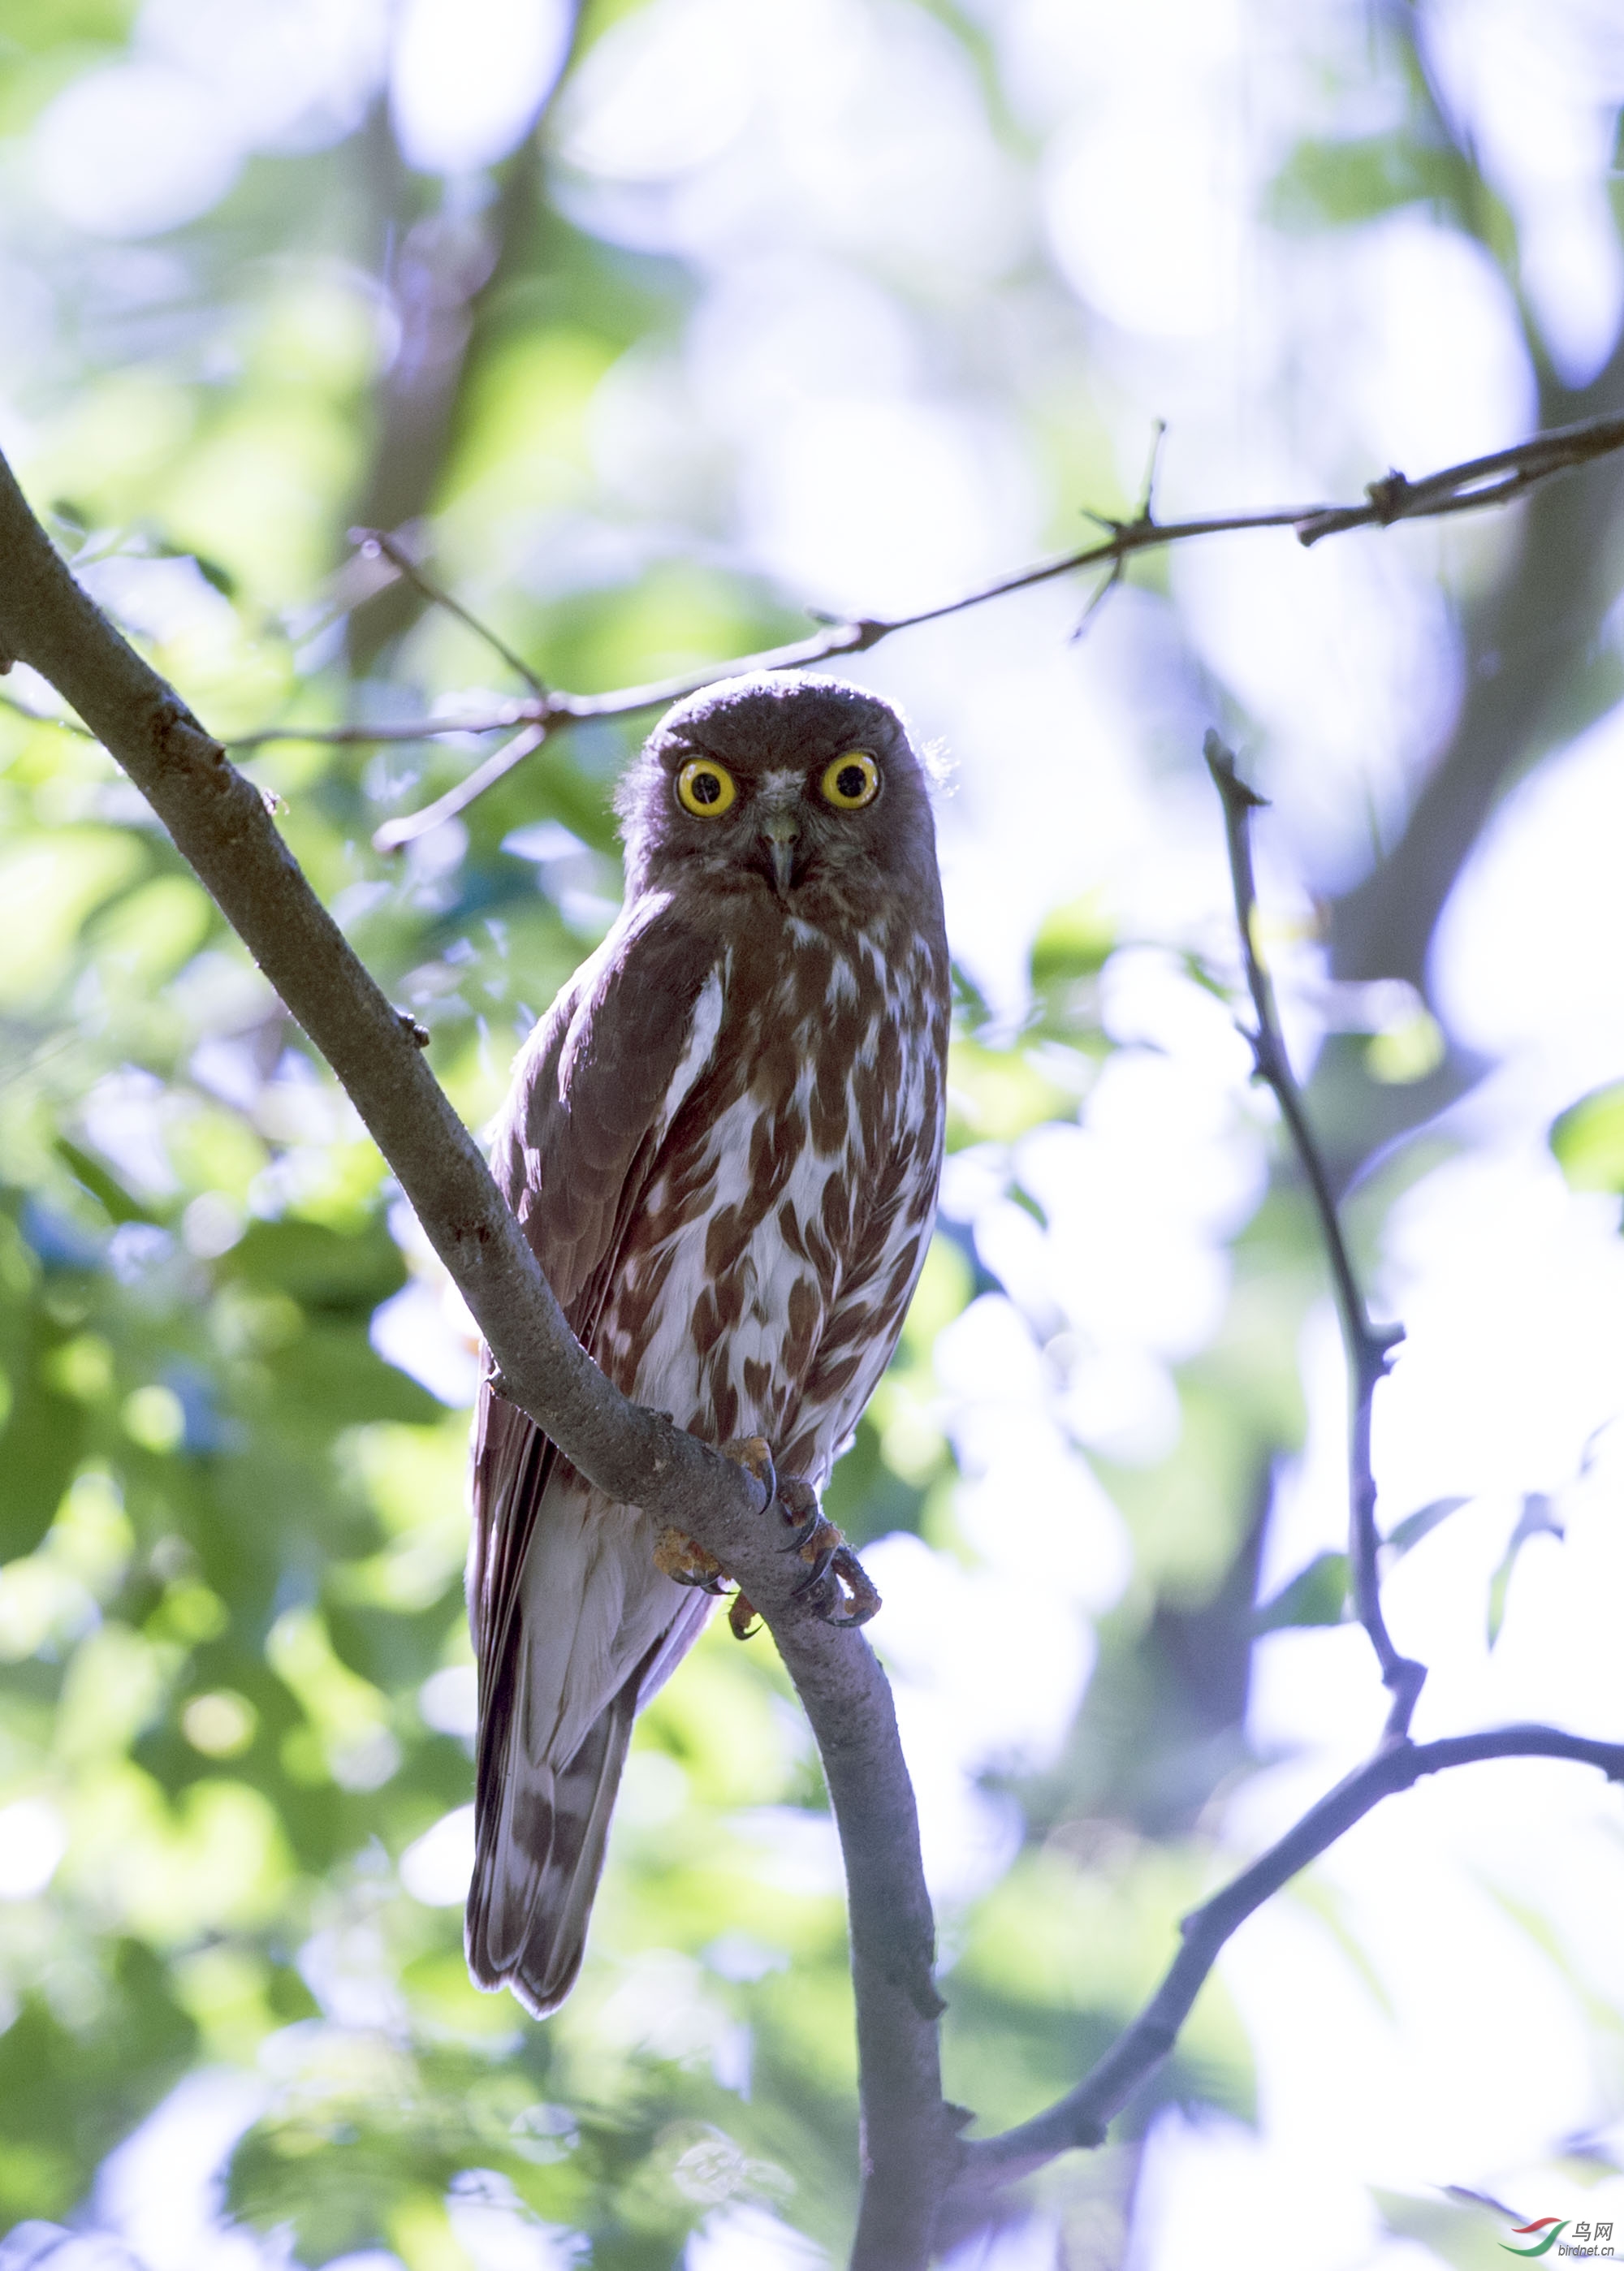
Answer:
[774, 1476, 823, 1552]
[822, 1545, 882, 1629]
[720, 1436, 777, 1510]
[718, 1456, 879, 1626]
[790, 1544, 838, 1600]
[653, 1526, 729, 1591]
[672, 1566, 729, 1594]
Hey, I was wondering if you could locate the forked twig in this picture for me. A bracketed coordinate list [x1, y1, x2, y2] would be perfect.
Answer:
[948, 1725, 1624, 2199]
[1203, 731, 1424, 1734]
[374, 719, 548, 849]
[203, 408, 1624, 853]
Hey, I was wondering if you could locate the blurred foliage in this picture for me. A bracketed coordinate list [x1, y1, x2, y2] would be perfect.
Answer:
[1551, 1080, 1624, 1194]
[0, 2, 1619, 2267]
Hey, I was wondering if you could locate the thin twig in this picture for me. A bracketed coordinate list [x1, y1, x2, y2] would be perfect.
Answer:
[0, 691, 93, 735]
[1203, 732, 1425, 1735]
[1138, 417, 1168, 518]
[207, 408, 1624, 855]
[349, 527, 550, 697]
[373, 719, 548, 850]
[1069, 557, 1125, 641]
[948, 1723, 1624, 2199]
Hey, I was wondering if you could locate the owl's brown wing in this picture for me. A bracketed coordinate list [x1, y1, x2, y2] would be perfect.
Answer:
[469, 896, 720, 1682]
[466, 897, 722, 2010]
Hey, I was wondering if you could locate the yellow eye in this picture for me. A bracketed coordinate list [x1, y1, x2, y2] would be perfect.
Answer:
[676, 758, 736, 818]
[820, 751, 879, 810]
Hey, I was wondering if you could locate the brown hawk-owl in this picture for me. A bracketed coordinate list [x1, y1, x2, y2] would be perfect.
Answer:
[465, 671, 950, 2017]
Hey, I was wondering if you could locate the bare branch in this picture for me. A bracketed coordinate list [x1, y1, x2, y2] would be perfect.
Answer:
[0, 447, 957, 2271]
[1203, 733, 1425, 1736]
[208, 410, 1624, 857]
[0, 689, 93, 735]
[349, 526, 550, 697]
[371, 719, 548, 849]
[950, 1723, 1624, 2200]
[1291, 414, 1624, 542]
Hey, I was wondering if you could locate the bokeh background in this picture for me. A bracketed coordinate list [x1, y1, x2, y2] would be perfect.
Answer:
[4, 2, 1624, 2265]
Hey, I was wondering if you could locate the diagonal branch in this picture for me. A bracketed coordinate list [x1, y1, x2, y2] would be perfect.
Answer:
[948, 1724, 1624, 2200]
[201, 408, 1624, 855]
[1203, 732, 1424, 1736]
[0, 447, 957, 2271]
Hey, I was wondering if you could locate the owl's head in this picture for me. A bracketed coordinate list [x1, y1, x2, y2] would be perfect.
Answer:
[616, 672, 939, 911]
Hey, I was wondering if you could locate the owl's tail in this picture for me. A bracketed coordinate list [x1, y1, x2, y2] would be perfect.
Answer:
[465, 1664, 640, 2019]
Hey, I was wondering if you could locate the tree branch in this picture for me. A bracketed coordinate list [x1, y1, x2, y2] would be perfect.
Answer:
[948, 1725, 1624, 2200]
[208, 409, 1624, 856]
[0, 447, 957, 2271]
[350, 526, 549, 697]
[937, 737, 1624, 2227]
[1203, 734, 1424, 1736]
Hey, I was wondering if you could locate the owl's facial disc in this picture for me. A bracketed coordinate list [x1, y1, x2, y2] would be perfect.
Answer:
[624, 673, 930, 908]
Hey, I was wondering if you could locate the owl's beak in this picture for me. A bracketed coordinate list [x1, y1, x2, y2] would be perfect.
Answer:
[762, 812, 801, 896]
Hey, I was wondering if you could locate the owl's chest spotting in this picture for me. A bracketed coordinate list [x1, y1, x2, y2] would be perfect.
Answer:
[594, 914, 947, 1459]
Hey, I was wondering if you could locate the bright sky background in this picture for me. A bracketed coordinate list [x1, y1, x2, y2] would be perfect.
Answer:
[11, 1, 1624, 2268]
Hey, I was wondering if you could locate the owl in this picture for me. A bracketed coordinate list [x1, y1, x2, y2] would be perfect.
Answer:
[465, 671, 951, 2018]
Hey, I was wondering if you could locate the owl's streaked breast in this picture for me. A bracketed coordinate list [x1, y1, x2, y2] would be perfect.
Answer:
[594, 903, 947, 1481]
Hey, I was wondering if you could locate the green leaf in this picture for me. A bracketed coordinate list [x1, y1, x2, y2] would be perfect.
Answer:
[1030, 892, 1115, 988]
[1255, 1551, 1349, 1633]
[54, 1138, 162, 1227]
[1549, 1080, 1624, 1193]
[0, 1373, 89, 1559]
[1488, 1493, 1563, 1649]
[1267, 132, 1460, 231]
[1383, 1496, 1471, 1561]
[0, 1939, 195, 2225]
[946, 1038, 1086, 1146]
[0, 831, 146, 1008]
[949, 958, 994, 1036]
[221, 1217, 406, 1315]
[269, 1327, 442, 1430]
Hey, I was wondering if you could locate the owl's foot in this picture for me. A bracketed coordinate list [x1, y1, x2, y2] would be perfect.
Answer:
[775, 1477, 882, 1630]
[720, 1436, 777, 1503]
[655, 1439, 778, 1598]
[792, 1538, 882, 1627]
[708, 1443, 882, 1632]
[773, 1476, 823, 1554]
[653, 1528, 730, 1595]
